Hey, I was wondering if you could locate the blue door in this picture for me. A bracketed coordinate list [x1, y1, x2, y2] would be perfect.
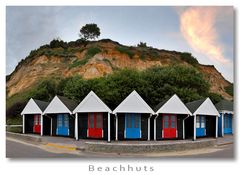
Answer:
[125, 113, 141, 139]
[56, 114, 69, 136]
[224, 113, 232, 134]
[196, 115, 206, 137]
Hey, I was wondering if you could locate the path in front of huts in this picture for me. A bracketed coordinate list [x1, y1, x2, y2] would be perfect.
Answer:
[6, 136, 233, 158]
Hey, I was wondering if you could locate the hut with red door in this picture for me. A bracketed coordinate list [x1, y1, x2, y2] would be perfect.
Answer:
[153, 94, 192, 140]
[73, 91, 112, 142]
[21, 98, 49, 135]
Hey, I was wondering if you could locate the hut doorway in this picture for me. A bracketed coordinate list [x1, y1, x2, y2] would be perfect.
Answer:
[162, 114, 177, 138]
[88, 113, 103, 138]
[56, 114, 69, 136]
[33, 114, 41, 134]
[125, 113, 141, 139]
[196, 115, 206, 137]
[224, 114, 232, 134]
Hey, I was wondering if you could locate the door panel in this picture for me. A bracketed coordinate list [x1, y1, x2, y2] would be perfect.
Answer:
[224, 114, 232, 134]
[56, 114, 69, 136]
[162, 114, 177, 139]
[196, 115, 206, 137]
[33, 114, 41, 134]
[125, 113, 141, 139]
[88, 113, 103, 138]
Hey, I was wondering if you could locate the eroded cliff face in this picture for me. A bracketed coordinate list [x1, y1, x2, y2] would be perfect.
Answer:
[198, 65, 232, 100]
[6, 40, 232, 100]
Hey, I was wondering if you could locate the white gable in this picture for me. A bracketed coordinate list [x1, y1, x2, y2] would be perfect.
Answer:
[113, 90, 154, 114]
[21, 98, 42, 115]
[43, 96, 72, 114]
[194, 98, 219, 116]
[73, 91, 112, 113]
[156, 94, 192, 115]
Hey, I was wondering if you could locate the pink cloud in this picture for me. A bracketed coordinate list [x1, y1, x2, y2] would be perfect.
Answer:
[180, 7, 229, 64]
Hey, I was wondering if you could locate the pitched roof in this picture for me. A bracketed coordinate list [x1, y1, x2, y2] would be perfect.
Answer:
[155, 94, 192, 115]
[113, 90, 154, 114]
[186, 98, 219, 116]
[57, 95, 78, 112]
[186, 99, 206, 114]
[43, 95, 78, 114]
[154, 97, 171, 112]
[33, 99, 49, 111]
[21, 98, 49, 115]
[215, 99, 233, 112]
[73, 91, 112, 113]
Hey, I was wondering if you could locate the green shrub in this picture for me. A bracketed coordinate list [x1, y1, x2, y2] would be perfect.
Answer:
[140, 52, 146, 61]
[208, 93, 223, 104]
[69, 47, 101, 69]
[225, 84, 233, 96]
[86, 47, 101, 57]
[69, 59, 88, 68]
[137, 42, 147, 48]
[180, 52, 199, 66]
[149, 50, 159, 60]
[6, 126, 22, 133]
[116, 46, 134, 59]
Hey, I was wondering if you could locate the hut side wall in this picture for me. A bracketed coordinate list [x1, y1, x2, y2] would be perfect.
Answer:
[156, 116, 163, 140]
[141, 113, 149, 140]
[150, 117, 155, 140]
[206, 116, 216, 137]
[43, 116, 51, 135]
[102, 113, 108, 140]
[185, 116, 194, 139]
[78, 113, 88, 139]
[117, 113, 125, 140]
[110, 114, 115, 140]
[25, 114, 34, 133]
[177, 115, 184, 139]
[218, 113, 223, 137]
[69, 115, 75, 138]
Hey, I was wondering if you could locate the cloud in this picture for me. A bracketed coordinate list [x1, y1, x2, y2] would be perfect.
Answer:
[180, 7, 229, 64]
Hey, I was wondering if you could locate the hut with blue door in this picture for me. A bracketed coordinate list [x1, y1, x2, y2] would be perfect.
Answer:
[185, 98, 219, 140]
[21, 98, 49, 136]
[73, 91, 113, 142]
[43, 95, 78, 137]
[154, 94, 192, 140]
[113, 90, 155, 141]
[215, 100, 234, 136]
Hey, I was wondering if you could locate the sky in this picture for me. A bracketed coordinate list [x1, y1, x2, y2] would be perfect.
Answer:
[6, 6, 234, 82]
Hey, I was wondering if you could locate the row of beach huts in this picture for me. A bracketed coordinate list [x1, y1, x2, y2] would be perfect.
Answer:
[21, 90, 234, 142]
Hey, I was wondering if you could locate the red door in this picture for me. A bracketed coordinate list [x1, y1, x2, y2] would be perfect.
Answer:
[33, 114, 41, 134]
[88, 113, 103, 138]
[162, 114, 177, 139]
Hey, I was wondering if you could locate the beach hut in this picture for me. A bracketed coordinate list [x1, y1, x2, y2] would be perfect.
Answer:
[185, 98, 219, 140]
[21, 98, 49, 135]
[113, 90, 154, 141]
[43, 95, 78, 137]
[215, 100, 234, 136]
[154, 94, 192, 140]
[73, 91, 112, 142]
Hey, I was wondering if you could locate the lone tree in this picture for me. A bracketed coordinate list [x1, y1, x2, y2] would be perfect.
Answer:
[79, 23, 100, 40]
